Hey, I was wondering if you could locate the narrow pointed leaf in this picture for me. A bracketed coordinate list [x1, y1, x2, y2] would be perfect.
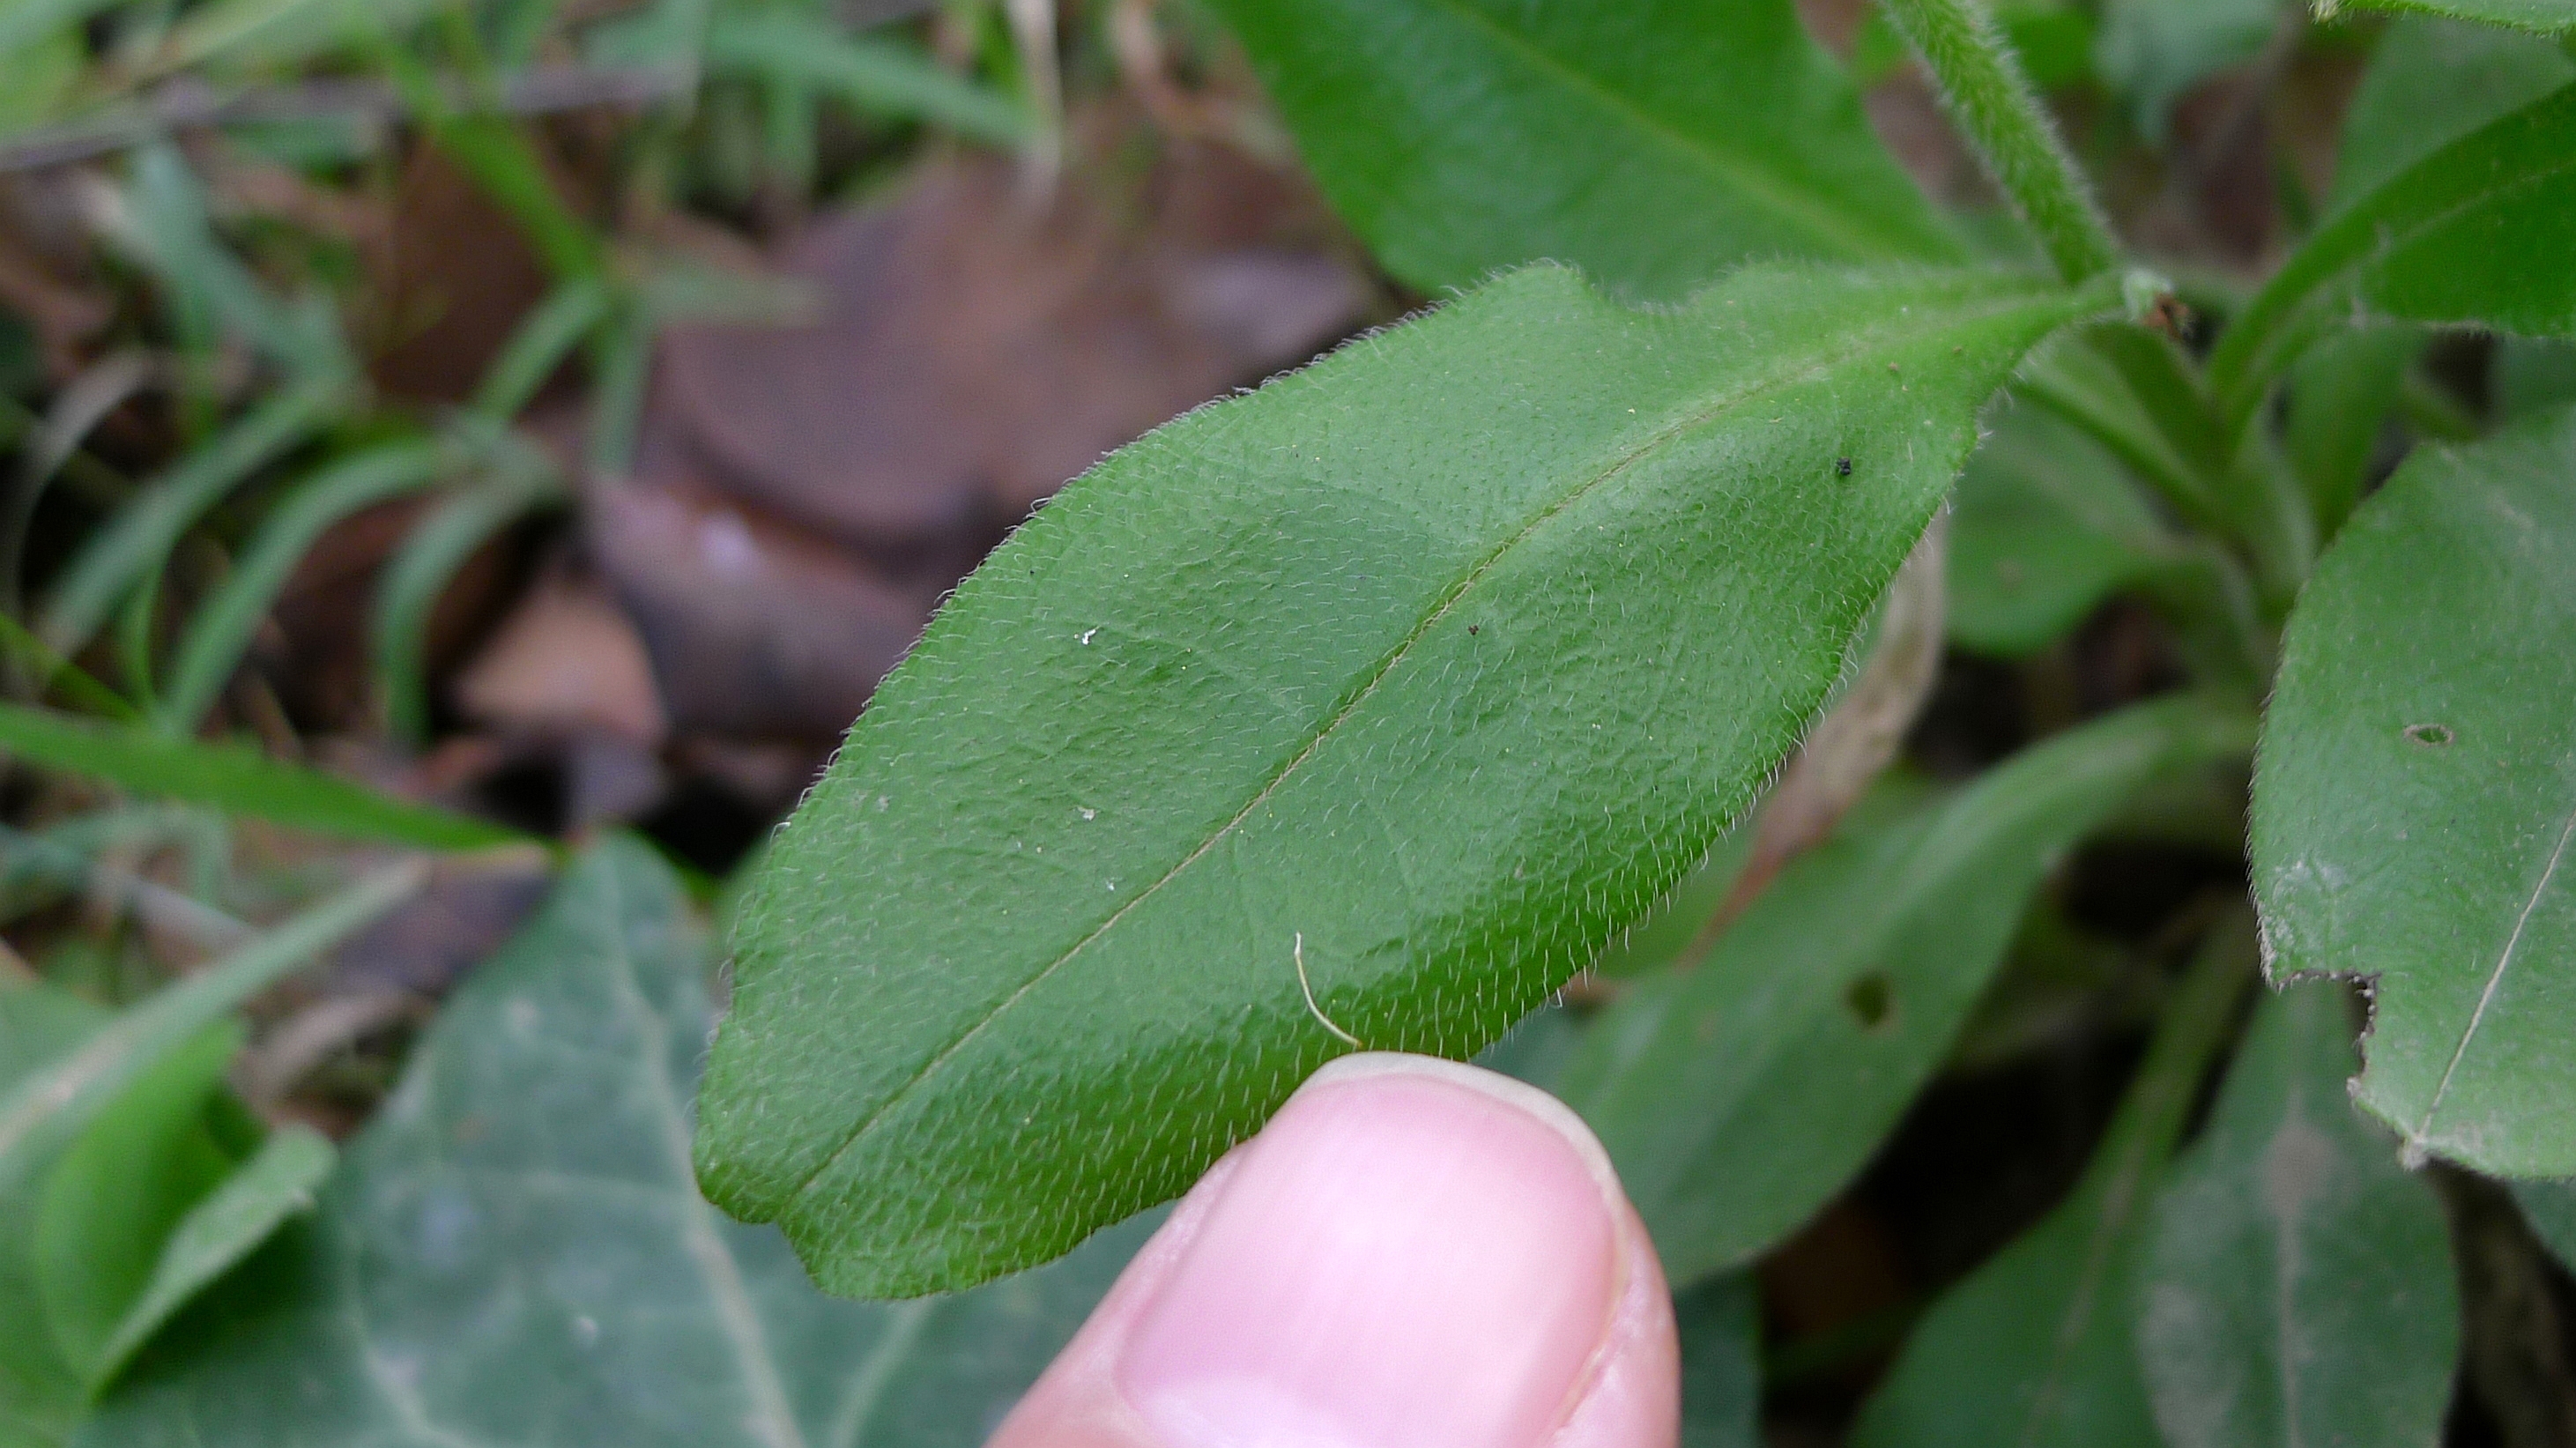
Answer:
[1559, 695, 2252, 1288]
[1199, 0, 1964, 300]
[0, 865, 412, 1202]
[2135, 982, 2458, 1448]
[698, 263, 2109, 1296]
[2209, 82, 2576, 427]
[0, 705, 526, 852]
[0, 987, 108, 1448]
[33, 1027, 241, 1390]
[2253, 403, 2576, 1176]
[81, 840, 1146, 1448]
[1854, 916, 2253, 1448]
[2330, 16, 2572, 212]
[85, 1125, 333, 1393]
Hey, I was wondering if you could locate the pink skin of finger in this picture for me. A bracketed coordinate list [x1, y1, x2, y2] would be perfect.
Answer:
[988, 1053, 1679, 1448]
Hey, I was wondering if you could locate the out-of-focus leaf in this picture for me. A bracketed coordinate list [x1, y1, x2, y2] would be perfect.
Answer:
[372, 457, 565, 746]
[2253, 403, 2576, 1176]
[2134, 982, 2458, 1448]
[0, 705, 525, 852]
[0, 28, 78, 130]
[0, 868, 412, 1202]
[82, 839, 1147, 1448]
[1948, 397, 2179, 655]
[2282, 323, 2418, 538]
[0, 987, 106, 1448]
[2094, 0, 2278, 136]
[85, 1127, 332, 1393]
[1852, 916, 2254, 1448]
[696, 264, 2111, 1297]
[157, 440, 449, 735]
[2209, 83, 2576, 428]
[2495, 338, 2576, 419]
[2342, 0, 2574, 33]
[1678, 1273, 1761, 1448]
[2331, 15, 2573, 212]
[101, 147, 351, 379]
[1558, 696, 2253, 1288]
[2517, 1181, 2576, 1269]
[705, 12, 1030, 147]
[1199, 0, 1964, 299]
[31, 1029, 241, 1390]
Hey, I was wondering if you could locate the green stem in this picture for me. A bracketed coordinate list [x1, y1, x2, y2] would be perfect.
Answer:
[1875, 0, 2121, 284]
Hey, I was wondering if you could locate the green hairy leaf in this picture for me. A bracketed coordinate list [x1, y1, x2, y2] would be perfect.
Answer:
[1199, 0, 1964, 299]
[697, 262, 2110, 1297]
[1853, 916, 2253, 1448]
[2135, 983, 2459, 1448]
[2209, 81, 2576, 427]
[1559, 694, 2252, 1288]
[82, 840, 1145, 1448]
[2253, 402, 2576, 1176]
[2330, 15, 2573, 212]
[0, 705, 527, 853]
[2342, 0, 2575, 33]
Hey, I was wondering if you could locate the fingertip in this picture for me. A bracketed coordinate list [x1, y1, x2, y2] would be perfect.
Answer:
[991, 1054, 1677, 1448]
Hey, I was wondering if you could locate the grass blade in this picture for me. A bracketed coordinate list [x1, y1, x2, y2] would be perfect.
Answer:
[156, 440, 449, 735]
[705, 11, 1032, 146]
[372, 459, 562, 745]
[0, 864, 419, 1202]
[0, 703, 527, 850]
[471, 276, 612, 421]
[38, 375, 345, 659]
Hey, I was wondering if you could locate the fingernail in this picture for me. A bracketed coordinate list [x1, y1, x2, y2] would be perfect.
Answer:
[1114, 1055, 1624, 1448]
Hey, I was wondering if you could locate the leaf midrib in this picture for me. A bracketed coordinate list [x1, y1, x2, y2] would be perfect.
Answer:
[779, 284, 2072, 1214]
[2413, 804, 2576, 1148]
[1413, 0, 1930, 263]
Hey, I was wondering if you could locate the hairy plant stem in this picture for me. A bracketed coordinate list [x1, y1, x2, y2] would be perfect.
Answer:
[1876, 0, 2121, 284]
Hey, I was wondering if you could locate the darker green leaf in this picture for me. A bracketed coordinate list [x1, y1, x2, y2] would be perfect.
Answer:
[1199, 0, 1964, 299]
[2209, 81, 2576, 428]
[2518, 1181, 2576, 1270]
[2342, 0, 2573, 33]
[697, 263, 2110, 1297]
[2331, 15, 2572, 212]
[1853, 915, 2254, 1448]
[81, 840, 1143, 1448]
[1948, 397, 2184, 655]
[1557, 695, 2253, 1288]
[2253, 402, 2576, 1176]
[2134, 982, 2458, 1448]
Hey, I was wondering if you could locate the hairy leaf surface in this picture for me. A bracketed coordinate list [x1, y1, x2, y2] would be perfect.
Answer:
[1559, 696, 2249, 1287]
[2209, 82, 2576, 426]
[2135, 984, 2458, 1448]
[2253, 403, 2576, 1175]
[83, 840, 1146, 1448]
[2344, 0, 2573, 32]
[1199, 0, 1963, 299]
[698, 263, 2106, 1296]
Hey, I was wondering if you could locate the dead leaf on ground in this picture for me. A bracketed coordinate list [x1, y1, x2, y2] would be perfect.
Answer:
[453, 564, 668, 745]
[656, 128, 1369, 539]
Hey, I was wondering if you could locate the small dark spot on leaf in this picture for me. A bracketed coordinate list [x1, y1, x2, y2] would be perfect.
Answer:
[2404, 722, 2454, 747]
[1835, 457, 1853, 477]
[1845, 973, 1897, 1034]
[1467, 624, 1481, 635]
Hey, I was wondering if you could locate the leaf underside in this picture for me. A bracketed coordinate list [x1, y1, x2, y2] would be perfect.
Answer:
[2253, 402, 2576, 1176]
[697, 262, 2105, 1297]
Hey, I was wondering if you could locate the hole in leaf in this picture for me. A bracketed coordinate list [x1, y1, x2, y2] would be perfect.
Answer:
[2403, 723, 2454, 747]
[1845, 973, 1897, 1034]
